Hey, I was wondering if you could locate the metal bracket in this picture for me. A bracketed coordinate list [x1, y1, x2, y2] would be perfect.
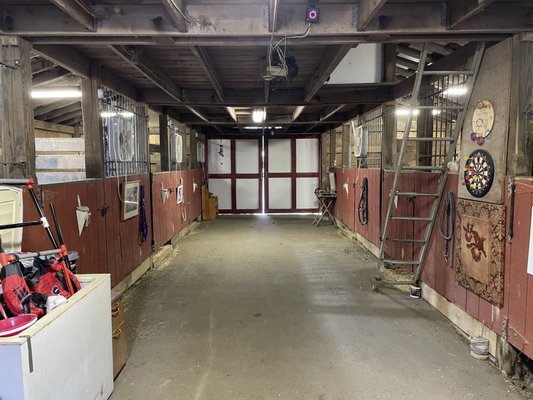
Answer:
[502, 318, 509, 341]
[0, 59, 20, 69]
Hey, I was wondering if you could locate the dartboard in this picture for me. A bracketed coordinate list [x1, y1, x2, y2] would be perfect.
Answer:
[464, 149, 494, 198]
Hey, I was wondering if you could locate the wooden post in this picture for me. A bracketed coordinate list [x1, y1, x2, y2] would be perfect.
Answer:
[0, 36, 35, 179]
[341, 124, 350, 167]
[329, 129, 337, 167]
[381, 44, 397, 171]
[159, 112, 170, 171]
[190, 128, 198, 169]
[382, 104, 396, 170]
[82, 62, 104, 178]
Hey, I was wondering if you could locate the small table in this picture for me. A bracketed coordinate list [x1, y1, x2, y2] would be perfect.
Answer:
[313, 189, 337, 226]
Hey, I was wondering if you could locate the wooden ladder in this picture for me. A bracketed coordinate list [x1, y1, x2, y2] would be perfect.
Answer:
[373, 42, 486, 292]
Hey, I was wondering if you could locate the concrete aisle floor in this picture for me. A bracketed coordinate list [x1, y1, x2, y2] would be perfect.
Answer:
[112, 216, 523, 400]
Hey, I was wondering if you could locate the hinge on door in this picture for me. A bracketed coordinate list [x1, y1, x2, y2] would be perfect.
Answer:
[502, 318, 509, 341]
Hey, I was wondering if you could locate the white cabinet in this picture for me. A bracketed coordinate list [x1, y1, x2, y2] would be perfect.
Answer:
[0, 274, 113, 400]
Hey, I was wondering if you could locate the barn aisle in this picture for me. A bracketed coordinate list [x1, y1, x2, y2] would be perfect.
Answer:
[112, 216, 521, 400]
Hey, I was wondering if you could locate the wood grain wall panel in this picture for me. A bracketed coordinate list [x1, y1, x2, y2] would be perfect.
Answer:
[478, 297, 494, 331]
[507, 189, 533, 351]
[103, 178, 121, 287]
[466, 288, 480, 320]
[345, 169, 356, 231]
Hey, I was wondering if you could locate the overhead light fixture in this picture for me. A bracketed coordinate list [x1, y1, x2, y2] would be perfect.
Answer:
[100, 111, 135, 118]
[432, 109, 441, 116]
[244, 126, 282, 130]
[252, 108, 266, 124]
[443, 86, 467, 97]
[395, 108, 420, 116]
[31, 87, 82, 99]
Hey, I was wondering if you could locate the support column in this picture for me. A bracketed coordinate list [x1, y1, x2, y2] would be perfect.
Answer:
[190, 129, 198, 169]
[159, 112, 170, 171]
[381, 44, 397, 171]
[82, 62, 104, 178]
[329, 129, 336, 167]
[0, 37, 34, 179]
[341, 124, 350, 168]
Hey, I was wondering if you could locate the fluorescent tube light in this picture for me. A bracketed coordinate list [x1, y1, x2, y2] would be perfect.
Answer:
[31, 88, 82, 99]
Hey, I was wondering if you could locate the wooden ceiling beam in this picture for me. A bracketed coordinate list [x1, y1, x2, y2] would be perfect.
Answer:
[355, 0, 388, 31]
[34, 98, 81, 117]
[32, 67, 71, 86]
[160, 0, 188, 32]
[49, 0, 95, 31]
[34, 44, 138, 100]
[142, 84, 394, 107]
[33, 44, 90, 78]
[304, 44, 352, 103]
[110, 45, 219, 130]
[7, 3, 527, 37]
[52, 109, 83, 124]
[39, 101, 81, 121]
[190, 46, 224, 102]
[305, 105, 345, 133]
[447, 0, 498, 29]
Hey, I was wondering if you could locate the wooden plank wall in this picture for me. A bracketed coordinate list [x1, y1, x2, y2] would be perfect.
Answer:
[331, 167, 381, 247]
[151, 169, 203, 250]
[21, 169, 203, 287]
[335, 169, 533, 360]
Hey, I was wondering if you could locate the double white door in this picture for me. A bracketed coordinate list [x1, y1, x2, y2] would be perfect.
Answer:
[207, 137, 320, 213]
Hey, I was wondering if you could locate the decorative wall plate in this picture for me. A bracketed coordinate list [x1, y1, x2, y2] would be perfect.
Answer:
[470, 100, 494, 145]
[464, 149, 494, 198]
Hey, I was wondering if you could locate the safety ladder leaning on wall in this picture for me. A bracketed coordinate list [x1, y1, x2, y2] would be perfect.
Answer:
[373, 42, 486, 293]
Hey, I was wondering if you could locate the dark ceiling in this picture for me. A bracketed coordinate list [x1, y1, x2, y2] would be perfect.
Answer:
[5, 0, 533, 133]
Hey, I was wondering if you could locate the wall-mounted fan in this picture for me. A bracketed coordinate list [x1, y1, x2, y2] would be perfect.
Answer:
[351, 121, 368, 157]
[108, 114, 135, 162]
[170, 132, 183, 163]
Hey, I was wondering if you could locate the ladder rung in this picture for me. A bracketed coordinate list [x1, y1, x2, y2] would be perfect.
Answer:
[391, 216, 432, 221]
[395, 192, 438, 197]
[386, 238, 426, 243]
[407, 137, 455, 142]
[417, 105, 464, 110]
[382, 259, 420, 265]
[420, 70, 474, 76]
[401, 166, 445, 171]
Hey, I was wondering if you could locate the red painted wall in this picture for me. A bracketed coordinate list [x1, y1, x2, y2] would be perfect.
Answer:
[151, 169, 203, 249]
[333, 168, 533, 360]
[20, 169, 203, 287]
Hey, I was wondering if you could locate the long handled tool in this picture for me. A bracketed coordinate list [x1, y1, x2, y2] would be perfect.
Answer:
[49, 204, 75, 295]
[0, 179, 59, 249]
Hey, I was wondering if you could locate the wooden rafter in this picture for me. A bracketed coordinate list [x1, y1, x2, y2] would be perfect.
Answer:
[49, 0, 95, 31]
[304, 45, 352, 103]
[190, 46, 224, 102]
[110, 45, 221, 131]
[356, 0, 388, 30]
[305, 105, 344, 133]
[447, 0, 498, 29]
[32, 67, 71, 86]
[160, 0, 188, 33]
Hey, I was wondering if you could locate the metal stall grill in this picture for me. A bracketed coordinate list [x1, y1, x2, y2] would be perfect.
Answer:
[419, 68, 469, 166]
[100, 88, 149, 177]
[356, 107, 383, 169]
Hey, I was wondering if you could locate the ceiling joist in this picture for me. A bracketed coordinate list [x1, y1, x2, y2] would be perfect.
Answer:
[304, 45, 352, 103]
[5, 3, 530, 37]
[447, 0, 498, 29]
[48, 0, 95, 31]
[160, 0, 188, 33]
[355, 0, 388, 31]
[190, 46, 224, 102]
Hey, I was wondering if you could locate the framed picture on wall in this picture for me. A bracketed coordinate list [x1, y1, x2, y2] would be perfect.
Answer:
[122, 180, 140, 221]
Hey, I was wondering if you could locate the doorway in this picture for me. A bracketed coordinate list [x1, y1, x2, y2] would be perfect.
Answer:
[206, 136, 320, 214]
